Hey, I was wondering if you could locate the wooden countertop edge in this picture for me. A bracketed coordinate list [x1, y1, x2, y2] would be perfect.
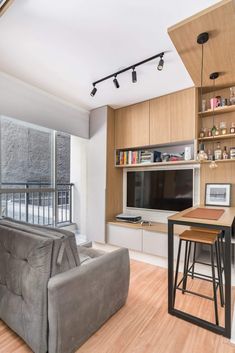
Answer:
[106, 220, 188, 235]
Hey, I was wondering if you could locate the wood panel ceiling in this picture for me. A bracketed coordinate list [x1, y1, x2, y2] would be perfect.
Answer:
[168, 0, 235, 89]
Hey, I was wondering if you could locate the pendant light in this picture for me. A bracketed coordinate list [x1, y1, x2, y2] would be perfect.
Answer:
[209, 72, 219, 169]
[197, 32, 209, 162]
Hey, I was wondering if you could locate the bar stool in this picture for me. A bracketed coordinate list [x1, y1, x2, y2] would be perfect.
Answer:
[173, 229, 224, 325]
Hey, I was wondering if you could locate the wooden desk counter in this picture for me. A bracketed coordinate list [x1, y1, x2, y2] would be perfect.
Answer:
[168, 205, 235, 228]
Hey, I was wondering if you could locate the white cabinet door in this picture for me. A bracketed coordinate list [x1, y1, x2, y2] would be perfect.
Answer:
[143, 230, 185, 259]
[107, 224, 142, 251]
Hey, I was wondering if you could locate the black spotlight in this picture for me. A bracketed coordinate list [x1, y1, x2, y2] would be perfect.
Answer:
[113, 75, 120, 88]
[157, 54, 164, 71]
[90, 85, 97, 97]
[132, 68, 137, 83]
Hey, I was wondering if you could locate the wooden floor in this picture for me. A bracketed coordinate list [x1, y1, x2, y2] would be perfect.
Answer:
[1, 260, 235, 353]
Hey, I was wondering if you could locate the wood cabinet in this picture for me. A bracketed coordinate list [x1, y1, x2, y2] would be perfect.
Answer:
[115, 101, 149, 149]
[150, 94, 171, 145]
[115, 88, 196, 149]
[170, 87, 196, 142]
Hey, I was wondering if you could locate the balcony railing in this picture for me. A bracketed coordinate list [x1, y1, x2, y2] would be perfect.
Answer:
[0, 182, 73, 226]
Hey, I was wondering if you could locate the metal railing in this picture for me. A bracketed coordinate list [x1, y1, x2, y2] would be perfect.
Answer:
[0, 182, 73, 226]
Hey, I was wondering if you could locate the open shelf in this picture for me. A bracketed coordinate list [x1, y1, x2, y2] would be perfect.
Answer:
[198, 133, 235, 142]
[200, 159, 235, 164]
[199, 105, 235, 117]
[115, 160, 198, 168]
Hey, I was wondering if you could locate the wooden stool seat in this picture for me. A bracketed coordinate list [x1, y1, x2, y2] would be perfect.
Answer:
[179, 230, 218, 245]
[190, 227, 221, 235]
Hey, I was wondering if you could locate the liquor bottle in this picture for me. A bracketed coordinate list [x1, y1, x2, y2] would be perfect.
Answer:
[222, 146, 229, 159]
[214, 142, 222, 160]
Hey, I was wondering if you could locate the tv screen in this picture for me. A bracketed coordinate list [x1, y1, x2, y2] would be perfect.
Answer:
[127, 169, 193, 212]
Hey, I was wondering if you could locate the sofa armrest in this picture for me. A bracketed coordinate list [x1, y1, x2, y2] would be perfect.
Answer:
[48, 248, 130, 353]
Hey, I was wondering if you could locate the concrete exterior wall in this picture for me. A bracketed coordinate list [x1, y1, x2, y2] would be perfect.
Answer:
[0, 116, 70, 185]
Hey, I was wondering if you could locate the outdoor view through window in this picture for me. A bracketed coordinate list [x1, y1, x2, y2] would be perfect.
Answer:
[0, 116, 71, 226]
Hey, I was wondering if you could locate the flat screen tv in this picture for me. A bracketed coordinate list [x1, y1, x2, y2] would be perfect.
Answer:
[127, 169, 193, 212]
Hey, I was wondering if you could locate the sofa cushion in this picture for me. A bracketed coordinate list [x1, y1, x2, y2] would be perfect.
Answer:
[0, 218, 80, 275]
[0, 225, 53, 353]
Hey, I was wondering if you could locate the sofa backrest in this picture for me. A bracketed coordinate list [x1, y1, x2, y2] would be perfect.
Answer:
[0, 218, 80, 275]
[0, 225, 53, 353]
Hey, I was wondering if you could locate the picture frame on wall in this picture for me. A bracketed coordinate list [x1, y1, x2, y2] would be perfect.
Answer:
[205, 183, 232, 207]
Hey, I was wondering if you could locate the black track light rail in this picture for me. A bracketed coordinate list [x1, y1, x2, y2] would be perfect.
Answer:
[92, 51, 164, 86]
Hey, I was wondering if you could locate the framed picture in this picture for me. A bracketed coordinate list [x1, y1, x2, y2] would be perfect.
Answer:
[205, 183, 232, 207]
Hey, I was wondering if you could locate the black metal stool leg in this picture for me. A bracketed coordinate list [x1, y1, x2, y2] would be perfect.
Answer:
[182, 241, 189, 294]
[216, 239, 224, 307]
[183, 241, 191, 293]
[211, 244, 219, 325]
[191, 243, 196, 279]
[173, 239, 182, 307]
[219, 232, 225, 271]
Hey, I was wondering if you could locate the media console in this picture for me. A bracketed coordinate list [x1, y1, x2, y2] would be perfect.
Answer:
[106, 220, 188, 259]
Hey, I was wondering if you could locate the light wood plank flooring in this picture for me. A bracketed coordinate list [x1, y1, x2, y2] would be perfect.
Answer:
[0, 260, 235, 353]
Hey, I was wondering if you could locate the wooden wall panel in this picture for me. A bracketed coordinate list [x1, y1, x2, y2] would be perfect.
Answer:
[200, 162, 235, 206]
[106, 107, 123, 221]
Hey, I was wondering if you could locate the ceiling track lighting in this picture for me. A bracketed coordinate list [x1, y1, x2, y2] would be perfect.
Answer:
[90, 85, 97, 97]
[132, 68, 137, 83]
[157, 53, 164, 71]
[90, 51, 165, 96]
[113, 75, 120, 88]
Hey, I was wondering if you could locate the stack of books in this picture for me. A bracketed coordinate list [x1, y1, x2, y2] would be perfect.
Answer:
[116, 150, 142, 165]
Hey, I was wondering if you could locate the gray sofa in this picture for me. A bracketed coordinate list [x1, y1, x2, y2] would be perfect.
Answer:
[0, 218, 130, 353]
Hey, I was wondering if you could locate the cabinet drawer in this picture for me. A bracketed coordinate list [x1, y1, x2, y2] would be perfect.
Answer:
[143, 230, 185, 259]
[107, 224, 142, 251]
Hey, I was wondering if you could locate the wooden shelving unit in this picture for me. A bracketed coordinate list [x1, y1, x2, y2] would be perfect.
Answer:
[115, 160, 198, 168]
[199, 105, 235, 118]
[198, 133, 235, 142]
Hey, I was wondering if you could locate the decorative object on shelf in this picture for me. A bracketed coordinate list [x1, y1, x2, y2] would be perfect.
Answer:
[153, 151, 162, 162]
[210, 97, 219, 109]
[214, 142, 222, 160]
[207, 129, 212, 137]
[220, 121, 227, 135]
[90, 51, 166, 96]
[197, 143, 208, 161]
[211, 125, 217, 136]
[184, 146, 192, 161]
[230, 87, 235, 105]
[205, 183, 231, 207]
[222, 146, 229, 160]
[199, 127, 205, 138]
[202, 99, 207, 112]
[230, 147, 235, 160]
[230, 123, 235, 134]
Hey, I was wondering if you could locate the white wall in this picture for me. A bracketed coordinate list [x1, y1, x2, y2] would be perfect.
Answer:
[0, 72, 89, 138]
[86, 106, 108, 243]
[70, 135, 88, 235]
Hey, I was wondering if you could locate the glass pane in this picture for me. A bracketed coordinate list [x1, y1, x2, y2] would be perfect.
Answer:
[0, 116, 53, 188]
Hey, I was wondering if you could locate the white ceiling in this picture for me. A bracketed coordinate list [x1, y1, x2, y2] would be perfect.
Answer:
[0, 0, 219, 111]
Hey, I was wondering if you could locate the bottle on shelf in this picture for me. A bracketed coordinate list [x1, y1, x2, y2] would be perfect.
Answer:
[211, 125, 219, 137]
[207, 149, 213, 161]
[220, 121, 227, 135]
[214, 142, 222, 160]
[222, 146, 229, 160]
[197, 143, 208, 161]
